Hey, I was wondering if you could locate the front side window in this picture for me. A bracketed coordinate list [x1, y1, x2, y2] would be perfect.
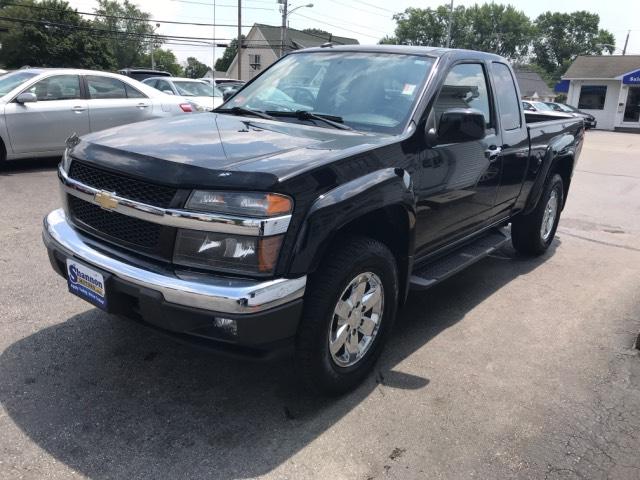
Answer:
[434, 63, 492, 127]
[491, 63, 521, 130]
[87, 76, 127, 99]
[225, 52, 435, 134]
[25, 75, 81, 101]
[578, 85, 607, 110]
[522, 101, 534, 111]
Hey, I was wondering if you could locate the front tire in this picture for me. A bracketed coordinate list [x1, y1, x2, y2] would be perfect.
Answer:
[512, 173, 564, 256]
[294, 236, 398, 395]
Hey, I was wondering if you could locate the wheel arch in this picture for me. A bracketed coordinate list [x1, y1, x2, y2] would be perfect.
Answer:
[288, 168, 416, 303]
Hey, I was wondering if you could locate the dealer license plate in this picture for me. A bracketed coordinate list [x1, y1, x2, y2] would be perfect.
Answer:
[66, 259, 107, 310]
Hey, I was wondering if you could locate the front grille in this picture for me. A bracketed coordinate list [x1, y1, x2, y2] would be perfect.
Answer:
[69, 161, 177, 208]
[69, 196, 163, 250]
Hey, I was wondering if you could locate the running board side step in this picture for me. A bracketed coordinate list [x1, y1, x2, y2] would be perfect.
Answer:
[409, 228, 510, 290]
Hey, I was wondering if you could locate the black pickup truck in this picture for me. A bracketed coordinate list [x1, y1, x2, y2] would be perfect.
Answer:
[43, 46, 583, 394]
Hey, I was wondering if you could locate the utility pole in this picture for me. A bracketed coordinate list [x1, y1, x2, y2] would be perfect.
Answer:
[445, 0, 454, 48]
[151, 23, 160, 69]
[212, 0, 216, 80]
[237, 0, 242, 80]
[623, 30, 630, 56]
[280, 0, 288, 58]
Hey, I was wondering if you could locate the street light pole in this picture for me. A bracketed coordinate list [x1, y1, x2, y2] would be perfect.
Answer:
[237, 0, 242, 80]
[280, 0, 288, 58]
[445, 0, 453, 48]
[623, 30, 630, 56]
[151, 22, 160, 69]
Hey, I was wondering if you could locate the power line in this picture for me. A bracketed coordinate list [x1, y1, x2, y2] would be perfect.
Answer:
[296, 10, 388, 36]
[1, 2, 257, 28]
[293, 12, 381, 39]
[169, 0, 274, 10]
[325, 0, 391, 19]
[350, 0, 395, 14]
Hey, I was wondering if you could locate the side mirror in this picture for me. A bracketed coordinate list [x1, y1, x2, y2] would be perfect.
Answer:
[16, 92, 37, 104]
[223, 90, 236, 101]
[436, 108, 486, 144]
[162, 90, 174, 95]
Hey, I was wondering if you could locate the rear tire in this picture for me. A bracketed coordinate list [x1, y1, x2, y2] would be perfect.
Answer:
[512, 173, 564, 256]
[294, 236, 398, 395]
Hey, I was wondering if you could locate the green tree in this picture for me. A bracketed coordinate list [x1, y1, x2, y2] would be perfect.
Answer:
[92, 0, 155, 68]
[0, 0, 116, 69]
[461, 4, 532, 60]
[382, 4, 532, 61]
[532, 11, 615, 80]
[140, 48, 183, 76]
[184, 56, 209, 78]
[214, 35, 244, 73]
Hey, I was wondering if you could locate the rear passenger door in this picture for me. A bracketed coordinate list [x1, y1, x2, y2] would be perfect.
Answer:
[85, 75, 153, 132]
[491, 62, 530, 207]
[414, 62, 502, 253]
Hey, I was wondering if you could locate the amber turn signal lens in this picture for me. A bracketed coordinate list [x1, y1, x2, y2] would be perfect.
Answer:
[265, 193, 293, 216]
[258, 235, 284, 272]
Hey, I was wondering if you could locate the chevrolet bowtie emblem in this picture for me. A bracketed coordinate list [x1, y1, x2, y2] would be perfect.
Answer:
[95, 191, 119, 210]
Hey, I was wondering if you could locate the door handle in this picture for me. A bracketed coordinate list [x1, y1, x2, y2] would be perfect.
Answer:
[136, 103, 150, 109]
[485, 146, 502, 162]
[72, 106, 86, 113]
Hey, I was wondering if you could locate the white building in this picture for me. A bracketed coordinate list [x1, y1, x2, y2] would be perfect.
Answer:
[226, 23, 358, 81]
[558, 55, 640, 131]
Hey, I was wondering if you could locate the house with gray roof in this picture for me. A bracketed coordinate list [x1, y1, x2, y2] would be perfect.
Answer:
[513, 69, 555, 102]
[557, 55, 640, 131]
[225, 23, 358, 81]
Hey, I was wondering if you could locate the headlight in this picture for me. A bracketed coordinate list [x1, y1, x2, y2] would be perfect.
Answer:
[186, 191, 293, 217]
[175, 191, 293, 274]
[173, 230, 284, 275]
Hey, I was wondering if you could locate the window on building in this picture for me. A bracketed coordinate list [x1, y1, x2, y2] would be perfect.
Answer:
[491, 62, 521, 130]
[249, 54, 261, 70]
[578, 85, 607, 110]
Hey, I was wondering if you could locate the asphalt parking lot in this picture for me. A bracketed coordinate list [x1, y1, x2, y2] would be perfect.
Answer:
[1, 130, 639, 480]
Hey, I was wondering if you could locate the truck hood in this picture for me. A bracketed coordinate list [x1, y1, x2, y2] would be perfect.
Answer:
[72, 113, 389, 189]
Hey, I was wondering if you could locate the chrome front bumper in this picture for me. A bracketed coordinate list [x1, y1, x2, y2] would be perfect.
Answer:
[43, 209, 306, 315]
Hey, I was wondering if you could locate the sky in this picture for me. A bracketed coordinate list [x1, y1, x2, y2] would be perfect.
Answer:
[66, 0, 640, 68]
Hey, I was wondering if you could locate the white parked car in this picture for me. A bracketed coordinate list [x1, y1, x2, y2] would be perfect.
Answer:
[142, 77, 223, 111]
[0, 68, 196, 164]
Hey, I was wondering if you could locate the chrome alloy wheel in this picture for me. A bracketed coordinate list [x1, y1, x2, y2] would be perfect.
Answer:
[328, 272, 384, 368]
[540, 189, 559, 242]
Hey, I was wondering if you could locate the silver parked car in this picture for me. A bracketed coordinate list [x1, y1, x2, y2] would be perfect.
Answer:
[142, 77, 224, 111]
[0, 68, 195, 163]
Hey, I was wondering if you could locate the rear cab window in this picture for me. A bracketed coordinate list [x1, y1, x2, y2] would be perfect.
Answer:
[491, 62, 522, 130]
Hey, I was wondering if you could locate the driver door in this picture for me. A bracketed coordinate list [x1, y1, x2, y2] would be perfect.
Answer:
[4, 74, 89, 154]
[413, 62, 502, 255]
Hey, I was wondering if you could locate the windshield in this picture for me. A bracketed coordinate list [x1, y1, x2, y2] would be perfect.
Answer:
[0, 71, 38, 96]
[174, 81, 221, 97]
[224, 52, 435, 134]
[532, 101, 552, 111]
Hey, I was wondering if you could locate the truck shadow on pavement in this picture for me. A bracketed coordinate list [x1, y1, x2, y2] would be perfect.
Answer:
[0, 243, 557, 479]
[0, 157, 60, 174]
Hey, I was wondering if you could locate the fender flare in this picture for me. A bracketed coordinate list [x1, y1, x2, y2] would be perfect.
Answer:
[287, 167, 416, 276]
[523, 134, 575, 215]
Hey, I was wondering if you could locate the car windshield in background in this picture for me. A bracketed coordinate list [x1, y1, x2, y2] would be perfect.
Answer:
[0, 71, 38, 96]
[224, 52, 435, 134]
[532, 101, 552, 111]
[174, 81, 220, 97]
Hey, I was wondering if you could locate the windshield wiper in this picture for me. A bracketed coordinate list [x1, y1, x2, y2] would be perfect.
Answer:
[214, 106, 274, 120]
[267, 110, 353, 131]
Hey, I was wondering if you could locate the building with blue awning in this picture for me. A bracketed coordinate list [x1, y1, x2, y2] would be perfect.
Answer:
[561, 55, 640, 131]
